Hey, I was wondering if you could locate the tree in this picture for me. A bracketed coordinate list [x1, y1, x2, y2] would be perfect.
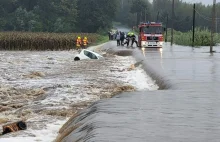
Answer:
[0, 0, 218, 33]
[77, 0, 117, 33]
[130, 0, 151, 25]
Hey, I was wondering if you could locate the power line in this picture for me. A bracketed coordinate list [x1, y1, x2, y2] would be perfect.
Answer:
[195, 10, 212, 21]
[157, 12, 192, 25]
[195, 9, 220, 20]
[168, 16, 193, 23]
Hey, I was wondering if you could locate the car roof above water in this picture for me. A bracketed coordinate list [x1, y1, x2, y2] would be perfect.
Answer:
[82, 49, 103, 57]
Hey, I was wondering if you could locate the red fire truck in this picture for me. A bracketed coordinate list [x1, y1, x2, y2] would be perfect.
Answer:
[138, 22, 165, 48]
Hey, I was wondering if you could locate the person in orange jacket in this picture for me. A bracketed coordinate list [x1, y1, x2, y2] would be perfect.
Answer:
[82, 37, 88, 49]
[76, 36, 82, 49]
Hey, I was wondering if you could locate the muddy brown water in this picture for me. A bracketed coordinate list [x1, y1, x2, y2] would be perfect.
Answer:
[57, 42, 220, 142]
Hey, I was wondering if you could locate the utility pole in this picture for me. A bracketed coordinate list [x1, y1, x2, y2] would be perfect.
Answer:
[192, 3, 196, 47]
[171, 0, 174, 46]
[165, 14, 168, 42]
[145, 9, 146, 22]
[216, 12, 218, 33]
[136, 12, 138, 26]
[121, 0, 124, 9]
[141, 11, 143, 22]
[28, 0, 31, 11]
[156, 12, 160, 22]
[210, 0, 216, 53]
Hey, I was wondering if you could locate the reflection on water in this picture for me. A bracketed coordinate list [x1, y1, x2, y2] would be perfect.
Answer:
[141, 48, 164, 71]
[141, 48, 146, 57]
[159, 48, 163, 59]
[138, 44, 220, 91]
[141, 48, 163, 59]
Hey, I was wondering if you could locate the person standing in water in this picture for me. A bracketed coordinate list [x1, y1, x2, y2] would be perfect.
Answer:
[120, 32, 125, 46]
[116, 32, 121, 46]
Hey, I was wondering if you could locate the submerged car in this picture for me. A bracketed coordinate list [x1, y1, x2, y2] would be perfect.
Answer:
[74, 49, 104, 61]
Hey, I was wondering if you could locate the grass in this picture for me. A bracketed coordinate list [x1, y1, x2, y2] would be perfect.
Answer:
[90, 35, 109, 46]
[0, 32, 104, 51]
[166, 28, 220, 47]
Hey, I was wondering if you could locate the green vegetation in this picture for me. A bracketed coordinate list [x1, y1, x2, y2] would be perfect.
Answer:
[0, 0, 117, 50]
[166, 28, 220, 47]
[115, 0, 220, 33]
[0, 0, 117, 33]
[0, 32, 102, 50]
[1, 0, 219, 34]
[92, 36, 109, 46]
[114, 0, 220, 46]
[1, 0, 220, 48]
[115, 0, 151, 28]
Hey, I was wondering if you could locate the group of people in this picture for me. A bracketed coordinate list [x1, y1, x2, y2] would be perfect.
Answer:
[115, 31, 125, 46]
[76, 36, 89, 49]
[115, 31, 138, 47]
[108, 29, 117, 40]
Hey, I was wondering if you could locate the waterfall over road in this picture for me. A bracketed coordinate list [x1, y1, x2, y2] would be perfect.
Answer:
[57, 42, 220, 142]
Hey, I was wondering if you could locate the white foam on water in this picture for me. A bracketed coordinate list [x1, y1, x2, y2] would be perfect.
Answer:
[110, 56, 158, 91]
[126, 68, 158, 91]
[0, 50, 158, 142]
[0, 119, 67, 142]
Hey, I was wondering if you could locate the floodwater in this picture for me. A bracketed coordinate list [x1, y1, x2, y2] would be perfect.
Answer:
[57, 43, 220, 142]
[0, 45, 158, 141]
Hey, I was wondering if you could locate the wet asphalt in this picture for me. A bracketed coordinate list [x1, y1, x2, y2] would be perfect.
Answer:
[58, 42, 220, 142]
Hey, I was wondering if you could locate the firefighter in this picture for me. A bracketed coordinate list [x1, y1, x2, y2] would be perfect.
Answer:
[82, 37, 88, 49]
[124, 32, 132, 47]
[76, 36, 82, 49]
[131, 33, 138, 47]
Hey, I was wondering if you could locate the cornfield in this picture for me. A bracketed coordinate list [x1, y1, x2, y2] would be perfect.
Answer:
[0, 32, 102, 50]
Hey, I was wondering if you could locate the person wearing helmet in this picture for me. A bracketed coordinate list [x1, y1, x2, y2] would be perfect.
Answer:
[82, 36, 88, 49]
[76, 36, 82, 49]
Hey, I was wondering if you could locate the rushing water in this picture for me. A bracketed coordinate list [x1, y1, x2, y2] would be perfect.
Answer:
[58, 43, 220, 142]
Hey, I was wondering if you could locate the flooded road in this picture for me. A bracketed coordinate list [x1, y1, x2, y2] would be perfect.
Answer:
[0, 43, 158, 141]
[135, 44, 220, 91]
[58, 43, 220, 142]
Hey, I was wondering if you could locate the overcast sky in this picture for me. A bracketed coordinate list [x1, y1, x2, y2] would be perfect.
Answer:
[182, 0, 214, 5]
[149, 0, 218, 5]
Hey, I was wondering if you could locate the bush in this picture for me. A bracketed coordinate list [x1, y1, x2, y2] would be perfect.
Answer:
[166, 28, 220, 47]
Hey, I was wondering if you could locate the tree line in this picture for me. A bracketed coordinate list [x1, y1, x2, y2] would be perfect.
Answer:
[115, 0, 220, 32]
[0, 0, 117, 33]
[1, 0, 220, 33]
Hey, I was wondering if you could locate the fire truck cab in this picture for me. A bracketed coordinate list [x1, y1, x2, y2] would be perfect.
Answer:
[138, 22, 165, 48]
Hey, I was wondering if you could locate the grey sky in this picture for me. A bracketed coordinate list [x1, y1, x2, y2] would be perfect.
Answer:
[182, 0, 215, 5]
[149, 0, 219, 5]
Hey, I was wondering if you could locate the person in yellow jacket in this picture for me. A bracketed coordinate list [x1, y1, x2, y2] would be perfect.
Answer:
[76, 36, 82, 49]
[124, 32, 132, 47]
[82, 37, 88, 49]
